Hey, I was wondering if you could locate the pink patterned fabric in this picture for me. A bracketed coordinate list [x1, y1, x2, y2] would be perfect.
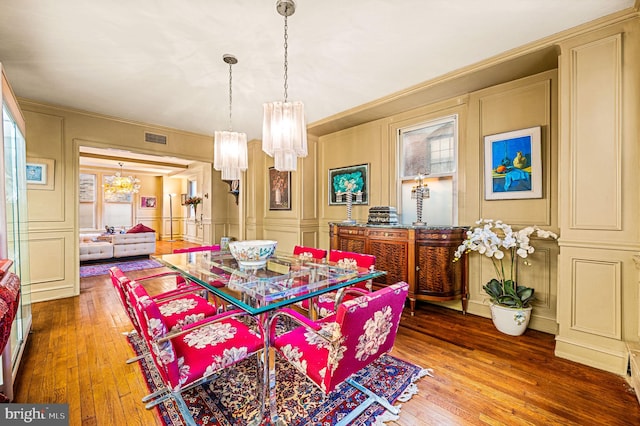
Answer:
[127, 281, 217, 334]
[0, 272, 20, 355]
[329, 249, 376, 270]
[293, 246, 327, 262]
[303, 250, 377, 316]
[109, 266, 208, 334]
[131, 287, 263, 406]
[157, 314, 263, 390]
[274, 281, 409, 394]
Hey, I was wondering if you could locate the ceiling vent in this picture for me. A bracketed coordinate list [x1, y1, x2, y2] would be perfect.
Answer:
[144, 132, 167, 145]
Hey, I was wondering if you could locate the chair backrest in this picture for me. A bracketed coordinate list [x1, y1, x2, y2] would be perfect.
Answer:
[329, 249, 376, 291]
[109, 266, 142, 334]
[324, 281, 408, 392]
[293, 245, 327, 261]
[173, 244, 221, 254]
[329, 249, 376, 270]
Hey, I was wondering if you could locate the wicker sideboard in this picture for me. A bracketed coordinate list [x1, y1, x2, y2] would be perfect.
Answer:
[329, 223, 468, 315]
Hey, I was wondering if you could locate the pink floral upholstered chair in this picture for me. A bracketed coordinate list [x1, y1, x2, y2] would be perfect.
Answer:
[272, 281, 409, 425]
[292, 245, 327, 262]
[109, 266, 218, 362]
[304, 249, 377, 318]
[129, 283, 263, 425]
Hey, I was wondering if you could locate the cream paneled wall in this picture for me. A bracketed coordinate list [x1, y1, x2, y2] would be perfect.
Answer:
[316, 71, 559, 335]
[319, 121, 387, 231]
[464, 70, 559, 334]
[21, 101, 223, 302]
[556, 17, 640, 375]
[244, 136, 321, 255]
[24, 110, 76, 302]
[310, 11, 640, 375]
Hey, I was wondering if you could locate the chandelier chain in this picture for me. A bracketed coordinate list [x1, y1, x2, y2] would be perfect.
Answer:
[283, 15, 289, 103]
[228, 61, 233, 131]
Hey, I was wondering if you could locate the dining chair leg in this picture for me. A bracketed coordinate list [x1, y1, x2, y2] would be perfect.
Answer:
[172, 392, 197, 426]
[126, 353, 147, 364]
[335, 378, 400, 426]
[142, 389, 169, 404]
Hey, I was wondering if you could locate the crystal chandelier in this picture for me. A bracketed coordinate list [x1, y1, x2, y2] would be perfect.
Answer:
[214, 54, 248, 181]
[103, 162, 140, 195]
[262, 0, 307, 172]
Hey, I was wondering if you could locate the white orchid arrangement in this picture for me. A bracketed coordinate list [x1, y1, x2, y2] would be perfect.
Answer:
[454, 219, 558, 308]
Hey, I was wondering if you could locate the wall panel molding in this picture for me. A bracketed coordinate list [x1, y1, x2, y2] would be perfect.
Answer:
[570, 257, 621, 339]
[569, 34, 622, 230]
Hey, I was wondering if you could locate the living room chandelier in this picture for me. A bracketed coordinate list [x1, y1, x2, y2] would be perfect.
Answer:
[262, 0, 307, 172]
[214, 54, 248, 181]
[103, 162, 141, 195]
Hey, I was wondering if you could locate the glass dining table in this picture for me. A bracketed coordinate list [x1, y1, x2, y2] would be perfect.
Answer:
[152, 250, 385, 425]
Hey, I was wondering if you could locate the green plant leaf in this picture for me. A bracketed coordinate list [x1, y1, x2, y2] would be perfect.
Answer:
[516, 285, 535, 307]
[483, 278, 503, 301]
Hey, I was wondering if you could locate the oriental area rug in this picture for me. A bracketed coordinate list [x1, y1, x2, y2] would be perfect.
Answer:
[128, 334, 432, 425]
[79, 258, 163, 278]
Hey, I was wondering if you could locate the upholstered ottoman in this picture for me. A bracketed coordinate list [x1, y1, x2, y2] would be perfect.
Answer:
[79, 241, 114, 262]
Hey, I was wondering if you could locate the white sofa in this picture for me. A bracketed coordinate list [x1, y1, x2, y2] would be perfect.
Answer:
[79, 232, 156, 262]
[111, 232, 156, 258]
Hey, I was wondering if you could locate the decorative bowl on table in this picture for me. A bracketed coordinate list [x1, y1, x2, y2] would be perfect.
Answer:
[228, 240, 277, 268]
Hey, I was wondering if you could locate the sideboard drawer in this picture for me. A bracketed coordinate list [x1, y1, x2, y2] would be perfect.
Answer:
[367, 228, 409, 240]
[338, 227, 366, 237]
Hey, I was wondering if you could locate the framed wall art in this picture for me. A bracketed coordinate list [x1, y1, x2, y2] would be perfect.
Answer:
[140, 196, 157, 208]
[26, 157, 55, 190]
[79, 173, 96, 202]
[269, 167, 291, 210]
[328, 163, 369, 205]
[484, 126, 542, 200]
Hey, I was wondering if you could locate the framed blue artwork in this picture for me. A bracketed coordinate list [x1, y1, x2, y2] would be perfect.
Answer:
[26, 157, 55, 190]
[484, 126, 542, 200]
[328, 163, 369, 205]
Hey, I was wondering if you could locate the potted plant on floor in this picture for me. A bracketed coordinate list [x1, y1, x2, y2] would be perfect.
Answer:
[453, 219, 558, 336]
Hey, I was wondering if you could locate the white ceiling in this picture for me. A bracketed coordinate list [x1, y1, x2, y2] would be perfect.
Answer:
[0, 0, 635, 151]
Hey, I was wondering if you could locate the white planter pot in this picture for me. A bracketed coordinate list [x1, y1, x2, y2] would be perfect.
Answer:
[489, 304, 532, 336]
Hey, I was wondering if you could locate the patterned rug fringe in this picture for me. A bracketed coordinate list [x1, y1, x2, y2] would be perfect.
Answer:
[396, 367, 433, 404]
[372, 408, 401, 425]
[373, 366, 434, 424]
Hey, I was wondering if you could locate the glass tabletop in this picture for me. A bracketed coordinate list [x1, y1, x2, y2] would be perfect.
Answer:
[152, 250, 385, 315]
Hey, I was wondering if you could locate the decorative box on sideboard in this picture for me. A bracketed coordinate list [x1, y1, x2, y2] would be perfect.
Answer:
[329, 223, 468, 315]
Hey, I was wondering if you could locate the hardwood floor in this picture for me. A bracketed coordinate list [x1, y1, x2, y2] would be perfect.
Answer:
[13, 240, 640, 425]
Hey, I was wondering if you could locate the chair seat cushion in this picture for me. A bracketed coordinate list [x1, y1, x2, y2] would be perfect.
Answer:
[275, 322, 335, 389]
[156, 294, 218, 332]
[160, 317, 263, 389]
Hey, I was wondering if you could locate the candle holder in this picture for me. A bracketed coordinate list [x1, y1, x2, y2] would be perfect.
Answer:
[411, 174, 430, 226]
[342, 188, 356, 224]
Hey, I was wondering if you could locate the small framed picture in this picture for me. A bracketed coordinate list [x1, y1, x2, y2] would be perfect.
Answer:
[140, 196, 157, 208]
[26, 158, 55, 190]
[484, 126, 542, 200]
[269, 167, 291, 210]
[328, 163, 369, 205]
